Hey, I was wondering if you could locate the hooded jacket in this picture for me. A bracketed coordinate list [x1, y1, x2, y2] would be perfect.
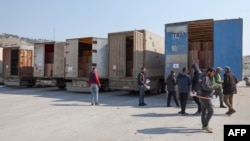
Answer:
[198, 73, 214, 97]
[191, 64, 202, 91]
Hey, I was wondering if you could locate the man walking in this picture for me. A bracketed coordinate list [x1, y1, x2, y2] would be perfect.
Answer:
[191, 64, 202, 115]
[88, 67, 101, 106]
[223, 66, 238, 116]
[213, 67, 226, 108]
[176, 67, 192, 115]
[138, 67, 147, 106]
[197, 68, 216, 133]
[166, 70, 179, 107]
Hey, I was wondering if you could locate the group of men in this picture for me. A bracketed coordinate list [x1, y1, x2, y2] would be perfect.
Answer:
[165, 63, 238, 133]
[88, 65, 238, 133]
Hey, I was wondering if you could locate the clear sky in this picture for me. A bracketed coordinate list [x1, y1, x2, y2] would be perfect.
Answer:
[0, 0, 249, 55]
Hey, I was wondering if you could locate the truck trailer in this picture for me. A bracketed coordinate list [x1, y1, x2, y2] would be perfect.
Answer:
[0, 48, 3, 84]
[33, 42, 66, 89]
[108, 30, 165, 93]
[65, 37, 109, 92]
[2, 45, 35, 86]
[165, 18, 243, 80]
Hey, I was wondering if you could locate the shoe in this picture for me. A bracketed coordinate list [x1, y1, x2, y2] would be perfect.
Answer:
[178, 111, 182, 114]
[91, 103, 94, 106]
[182, 112, 189, 116]
[138, 104, 144, 106]
[95, 103, 100, 106]
[142, 103, 147, 106]
[225, 111, 230, 115]
[203, 126, 213, 133]
[220, 105, 227, 108]
[227, 109, 236, 116]
[167, 105, 171, 107]
[193, 111, 201, 115]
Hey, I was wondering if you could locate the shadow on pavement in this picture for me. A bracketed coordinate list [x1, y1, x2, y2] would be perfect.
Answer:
[137, 126, 203, 134]
[131, 112, 178, 117]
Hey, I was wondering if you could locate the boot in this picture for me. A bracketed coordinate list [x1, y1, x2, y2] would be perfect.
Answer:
[220, 104, 226, 108]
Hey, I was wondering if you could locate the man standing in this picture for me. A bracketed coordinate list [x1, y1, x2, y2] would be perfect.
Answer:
[197, 68, 216, 133]
[213, 67, 226, 108]
[166, 70, 179, 107]
[223, 66, 238, 116]
[176, 67, 192, 115]
[191, 64, 202, 115]
[137, 67, 147, 106]
[88, 67, 101, 106]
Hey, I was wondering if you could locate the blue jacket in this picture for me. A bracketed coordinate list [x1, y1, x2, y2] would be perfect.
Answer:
[176, 72, 192, 93]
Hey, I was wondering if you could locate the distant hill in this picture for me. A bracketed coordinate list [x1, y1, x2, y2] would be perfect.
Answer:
[0, 33, 52, 47]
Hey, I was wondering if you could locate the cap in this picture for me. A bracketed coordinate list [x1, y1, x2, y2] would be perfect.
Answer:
[225, 66, 230, 71]
[216, 67, 222, 71]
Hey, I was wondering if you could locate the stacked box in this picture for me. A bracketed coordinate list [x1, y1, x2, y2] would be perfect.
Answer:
[45, 52, 54, 63]
[45, 63, 53, 77]
[189, 42, 201, 50]
[201, 41, 213, 51]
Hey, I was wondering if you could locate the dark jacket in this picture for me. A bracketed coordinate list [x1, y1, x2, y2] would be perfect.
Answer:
[191, 64, 202, 92]
[137, 72, 146, 85]
[176, 72, 192, 93]
[223, 72, 238, 94]
[166, 74, 177, 92]
[198, 73, 214, 97]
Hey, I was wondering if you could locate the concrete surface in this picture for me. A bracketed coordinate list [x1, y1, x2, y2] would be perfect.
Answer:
[0, 81, 249, 141]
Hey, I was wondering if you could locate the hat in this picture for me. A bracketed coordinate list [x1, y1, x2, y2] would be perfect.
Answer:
[216, 67, 222, 71]
[225, 66, 230, 71]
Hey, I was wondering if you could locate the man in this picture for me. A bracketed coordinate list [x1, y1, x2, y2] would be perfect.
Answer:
[137, 67, 147, 106]
[88, 67, 101, 106]
[197, 67, 216, 133]
[223, 66, 238, 116]
[176, 67, 192, 115]
[213, 67, 226, 108]
[191, 64, 202, 115]
[166, 70, 179, 107]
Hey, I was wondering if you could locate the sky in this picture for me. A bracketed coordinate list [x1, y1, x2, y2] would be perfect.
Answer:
[0, 0, 249, 55]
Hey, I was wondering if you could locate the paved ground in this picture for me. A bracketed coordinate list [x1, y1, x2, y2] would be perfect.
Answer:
[0, 81, 249, 141]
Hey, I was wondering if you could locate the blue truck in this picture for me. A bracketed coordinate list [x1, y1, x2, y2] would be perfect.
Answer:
[165, 18, 243, 80]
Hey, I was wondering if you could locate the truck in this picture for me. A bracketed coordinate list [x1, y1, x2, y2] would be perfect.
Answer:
[2, 45, 35, 86]
[108, 30, 165, 93]
[165, 18, 243, 80]
[65, 37, 109, 92]
[0, 48, 3, 84]
[33, 42, 66, 89]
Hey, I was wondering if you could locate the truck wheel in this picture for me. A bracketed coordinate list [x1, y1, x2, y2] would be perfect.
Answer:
[58, 85, 66, 89]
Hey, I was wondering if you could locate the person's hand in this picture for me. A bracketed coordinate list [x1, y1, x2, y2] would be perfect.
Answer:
[192, 90, 195, 94]
[98, 84, 101, 88]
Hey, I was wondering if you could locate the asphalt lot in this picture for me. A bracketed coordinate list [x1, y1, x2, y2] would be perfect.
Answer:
[0, 81, 249, 141]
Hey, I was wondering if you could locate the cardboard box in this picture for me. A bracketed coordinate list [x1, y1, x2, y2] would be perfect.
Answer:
[45, 63, 53, 77]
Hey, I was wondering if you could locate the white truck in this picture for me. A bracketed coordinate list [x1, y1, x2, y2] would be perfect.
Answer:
[108, 30, 165, 93]
[65, 37, 109, 92]
[33, 42, 66, 89]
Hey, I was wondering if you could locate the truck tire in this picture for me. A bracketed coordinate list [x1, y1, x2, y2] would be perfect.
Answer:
[58, 85, 66, 90]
